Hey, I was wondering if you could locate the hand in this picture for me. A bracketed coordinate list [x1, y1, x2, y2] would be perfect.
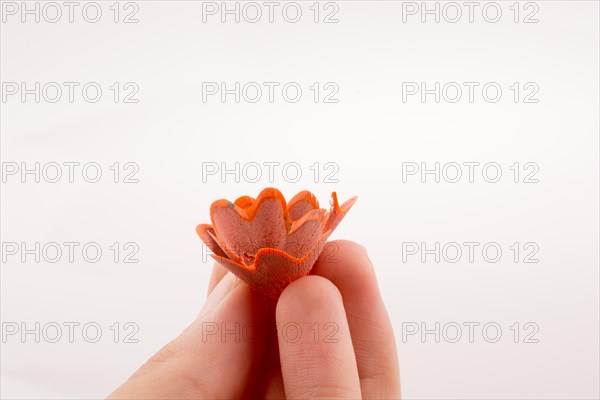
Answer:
[109, 240, 401, 399]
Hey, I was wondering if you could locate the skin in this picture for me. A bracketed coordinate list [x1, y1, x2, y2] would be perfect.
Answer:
[109, 240, 401, 399]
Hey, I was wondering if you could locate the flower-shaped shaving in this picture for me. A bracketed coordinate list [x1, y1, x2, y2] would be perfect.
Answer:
[196, 188, 357, 298]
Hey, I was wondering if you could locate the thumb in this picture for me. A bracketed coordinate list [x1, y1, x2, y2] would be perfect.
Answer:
[109, 273, 256, 399]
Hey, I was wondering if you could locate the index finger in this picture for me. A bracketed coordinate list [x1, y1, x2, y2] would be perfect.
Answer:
[311, 240, 401, 399]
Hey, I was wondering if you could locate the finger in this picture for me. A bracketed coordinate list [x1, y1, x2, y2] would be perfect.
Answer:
[243, 333, 285, 400]
[276, 275, 362, 399]
[110, 273, 255, 399]
[207, 262, 228, 295]
[241, 298, 286, 399]
[260, 304, 287, 400]
[312, 240, 401, 399]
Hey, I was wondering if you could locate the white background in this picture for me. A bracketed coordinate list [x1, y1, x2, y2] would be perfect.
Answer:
[1, 1, 599, 399]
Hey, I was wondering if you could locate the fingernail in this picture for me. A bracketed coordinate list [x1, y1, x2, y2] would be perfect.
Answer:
[199, 272, 238, 316]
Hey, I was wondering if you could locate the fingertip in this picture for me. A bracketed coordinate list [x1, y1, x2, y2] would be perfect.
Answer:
[277, 275, 342, 318]
[313, 240, 379, 300]
[324, 239, 372, 264]
[319, 239, 374, 271]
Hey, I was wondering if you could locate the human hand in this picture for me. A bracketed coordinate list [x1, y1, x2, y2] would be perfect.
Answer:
[109, 240, 400, 399]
